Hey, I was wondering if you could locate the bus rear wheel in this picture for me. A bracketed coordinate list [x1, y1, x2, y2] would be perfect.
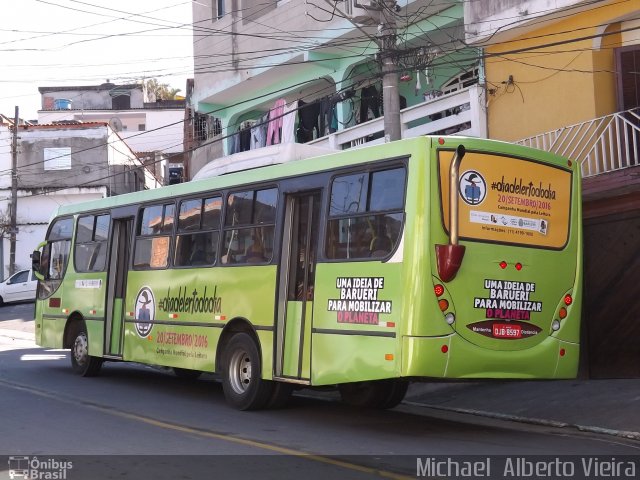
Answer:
[339, 379, 408, 409]
[69, 321, 102, 377]
[221, 333, 273, 410]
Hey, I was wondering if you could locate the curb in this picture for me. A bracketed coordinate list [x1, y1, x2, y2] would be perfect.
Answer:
[404, 401, 640, 441]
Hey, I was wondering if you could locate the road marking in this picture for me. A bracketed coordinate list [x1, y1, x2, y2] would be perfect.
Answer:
[0, 378, 413, 479]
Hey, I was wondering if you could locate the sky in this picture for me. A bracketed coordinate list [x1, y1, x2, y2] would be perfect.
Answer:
[0, 0, 195, 121]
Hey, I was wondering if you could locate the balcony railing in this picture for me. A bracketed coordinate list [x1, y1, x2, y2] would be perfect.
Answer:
[516, 108, 640, 178]
[308, 85, 487, 150]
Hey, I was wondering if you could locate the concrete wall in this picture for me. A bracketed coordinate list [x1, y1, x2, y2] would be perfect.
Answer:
[465, 0, 590, 43]
[39, 86, 144, 112]
[120, 109, 185, 153]
[17, 126, 111, 189]
[38, 109, 185, 155]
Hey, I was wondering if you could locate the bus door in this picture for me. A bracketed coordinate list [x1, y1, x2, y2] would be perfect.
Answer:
[104, 217, 133, 357]
[275, 192, 321, 381]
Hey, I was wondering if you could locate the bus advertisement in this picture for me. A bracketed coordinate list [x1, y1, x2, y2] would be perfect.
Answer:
[31, 136, 582, 410]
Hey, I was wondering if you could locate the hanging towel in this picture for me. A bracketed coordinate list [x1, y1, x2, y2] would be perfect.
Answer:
[281, 100, 298, 144]
[266, 98, 287, 146]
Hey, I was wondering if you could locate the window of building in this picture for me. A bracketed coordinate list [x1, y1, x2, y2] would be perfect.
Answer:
[74, 214, 110, 272]
[221, 187, 277, 264]
[616, 45, 640, 110]
[195, 113, 222, 141]
[138, 124, 146, 131]
[441, 67, 479, 95]
[326, 167, 406, 260]
[214, 0, 225, 20]
[44, 147, 72, 170]
[174, 196, 222, 267]
[133, 203, 175, 269]
[112, 94, 131, 110]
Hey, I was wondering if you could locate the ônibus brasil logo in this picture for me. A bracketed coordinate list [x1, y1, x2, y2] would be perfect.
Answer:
[459, 170, 487, 205]
[134, 287, 155, 338]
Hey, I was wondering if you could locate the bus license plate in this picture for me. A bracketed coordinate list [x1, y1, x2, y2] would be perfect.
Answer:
[493, 323, 522, 339]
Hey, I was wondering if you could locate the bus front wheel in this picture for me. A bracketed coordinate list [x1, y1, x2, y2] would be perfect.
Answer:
[69, 322, 102, 377]
[221, 333, 273, 410]
[339, 379, 408, 409]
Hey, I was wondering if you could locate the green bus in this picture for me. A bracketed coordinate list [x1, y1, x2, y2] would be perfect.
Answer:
[31, 136, 582, 410]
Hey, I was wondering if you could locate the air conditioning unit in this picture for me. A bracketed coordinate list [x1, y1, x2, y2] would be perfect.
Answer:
[340, 0, 381, 26]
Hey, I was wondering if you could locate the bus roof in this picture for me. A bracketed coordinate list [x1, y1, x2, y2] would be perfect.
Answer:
[53, 136, 573, 218]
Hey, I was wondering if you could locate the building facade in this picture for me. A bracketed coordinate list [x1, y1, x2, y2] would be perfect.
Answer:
[189, 0, 487, 177]
[38, 82, 187, 183]
[0, 121, 156, 279]
[465, 0, 639, 143]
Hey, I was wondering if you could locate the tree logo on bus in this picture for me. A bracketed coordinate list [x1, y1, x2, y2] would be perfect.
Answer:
[459, 170, 487, 205]
[134, 287, 155, 338]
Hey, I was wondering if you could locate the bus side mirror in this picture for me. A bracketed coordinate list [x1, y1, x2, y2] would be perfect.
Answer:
[31, 241, 47, 281]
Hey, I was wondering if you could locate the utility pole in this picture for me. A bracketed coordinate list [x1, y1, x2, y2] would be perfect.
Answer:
[377, 0, 401, 142]
[9, 106, 19, 276]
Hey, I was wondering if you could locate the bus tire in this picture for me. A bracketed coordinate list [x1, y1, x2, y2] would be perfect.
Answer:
[339, 379, 408, 409]
[69, 321, 102, 377]
[378, 380, 409, 409]
[266, 382, 294, 409]
[221, 332, 273, 410]
[173, 368, 202, 380]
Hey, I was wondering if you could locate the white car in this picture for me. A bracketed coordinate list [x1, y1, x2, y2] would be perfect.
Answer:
[0, 269, 37, 305]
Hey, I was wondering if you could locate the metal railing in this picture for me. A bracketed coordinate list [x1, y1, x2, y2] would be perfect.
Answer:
[308, 85, 487, 150]
[516, 108, 640, 178]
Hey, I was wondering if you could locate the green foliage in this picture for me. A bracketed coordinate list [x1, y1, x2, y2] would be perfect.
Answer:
[143, 78, 182, 101]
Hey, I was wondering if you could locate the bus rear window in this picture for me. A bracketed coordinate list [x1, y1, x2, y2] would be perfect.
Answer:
[438, 150, 572, 249]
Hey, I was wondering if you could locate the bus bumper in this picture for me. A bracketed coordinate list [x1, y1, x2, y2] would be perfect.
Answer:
[402, 334, 579, 379]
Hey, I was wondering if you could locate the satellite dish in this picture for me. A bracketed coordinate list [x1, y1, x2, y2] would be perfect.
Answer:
[109, 117, 123, 132]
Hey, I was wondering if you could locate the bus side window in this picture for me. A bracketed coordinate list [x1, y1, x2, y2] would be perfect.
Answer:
[325, 167, 405, 260]
[174, 195, 220, 267]
[134, 203, 174, 269]
[222, 188, 277, 265]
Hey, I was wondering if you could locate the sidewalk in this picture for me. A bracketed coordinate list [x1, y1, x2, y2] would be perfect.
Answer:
[1, 321, 639, 440]
[405, 379, 640, 440]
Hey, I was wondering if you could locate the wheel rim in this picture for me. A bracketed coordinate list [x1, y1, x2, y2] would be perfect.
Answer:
[228, 348, 252, 394]
[73, 332, 88, 366]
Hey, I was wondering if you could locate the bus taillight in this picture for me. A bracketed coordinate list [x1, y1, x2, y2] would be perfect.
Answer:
[438, 299, 449, 311]
[499, 261, 507, 269]
[515, 262, 523, 271]
[564, 294, 573, 306]
[434, 284, 444, 297]
[559, 307, 567, 319]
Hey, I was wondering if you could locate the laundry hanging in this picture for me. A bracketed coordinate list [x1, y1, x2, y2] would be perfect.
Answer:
[266, 98, 286, 146]
[281, 100, 298, 144]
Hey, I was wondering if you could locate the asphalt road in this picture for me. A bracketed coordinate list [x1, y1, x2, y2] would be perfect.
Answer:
[1, 303, 638, 479]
